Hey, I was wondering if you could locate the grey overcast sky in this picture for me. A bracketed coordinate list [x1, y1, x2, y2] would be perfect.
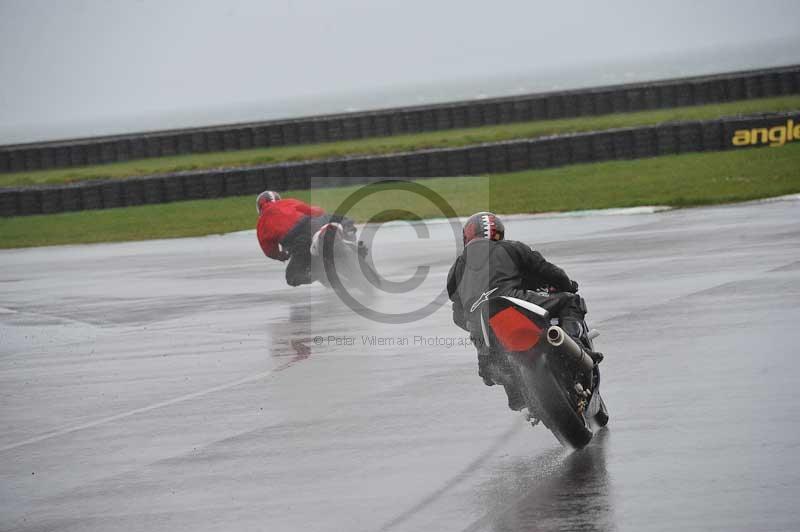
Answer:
[1, 0, 799, 144]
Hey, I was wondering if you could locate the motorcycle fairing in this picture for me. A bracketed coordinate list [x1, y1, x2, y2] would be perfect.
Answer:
[479, 296, 551, 353]
[488, 306, 543, 352]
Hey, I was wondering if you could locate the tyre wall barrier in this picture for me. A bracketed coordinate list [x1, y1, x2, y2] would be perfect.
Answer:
[1, 65, 798, 173]
[1, 112, 796, 217]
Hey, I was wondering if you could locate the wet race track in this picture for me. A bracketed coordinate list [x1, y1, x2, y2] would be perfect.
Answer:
[2, 197, 800, 532]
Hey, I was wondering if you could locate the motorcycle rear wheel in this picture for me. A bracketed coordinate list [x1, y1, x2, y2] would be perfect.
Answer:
[515, 354, 593, 449]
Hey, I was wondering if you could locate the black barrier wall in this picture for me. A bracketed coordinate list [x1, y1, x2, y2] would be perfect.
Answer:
[1, 112, 796, 217]
[1, 65, 799, 173]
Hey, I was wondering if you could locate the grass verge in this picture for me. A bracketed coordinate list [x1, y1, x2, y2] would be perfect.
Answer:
[2, 95, 800, 188]
[1, 144, 798, 249]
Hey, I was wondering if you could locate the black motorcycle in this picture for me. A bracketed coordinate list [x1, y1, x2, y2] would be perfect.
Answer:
[475, 294, 609, 448]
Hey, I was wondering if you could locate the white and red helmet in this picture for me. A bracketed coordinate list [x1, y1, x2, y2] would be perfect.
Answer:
[463, 212, 505, 245]
[256, 190, 281, 214]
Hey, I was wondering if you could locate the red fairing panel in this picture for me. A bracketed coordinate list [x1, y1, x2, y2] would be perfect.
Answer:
[488, 306, 543, 352]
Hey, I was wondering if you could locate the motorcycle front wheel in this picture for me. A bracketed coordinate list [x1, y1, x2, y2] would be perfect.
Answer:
[314, 241, 380, 294]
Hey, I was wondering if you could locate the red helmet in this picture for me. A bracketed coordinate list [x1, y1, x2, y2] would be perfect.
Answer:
[463, 212, 505, 245]
[256, 190, 281, 214]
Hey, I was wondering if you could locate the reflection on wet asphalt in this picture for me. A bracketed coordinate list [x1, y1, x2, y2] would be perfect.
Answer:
[1, 197, 799, 531]
[467, 430, 613, 532]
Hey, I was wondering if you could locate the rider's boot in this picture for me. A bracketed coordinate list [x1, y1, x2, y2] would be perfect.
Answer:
[503, 384, 525, 411]
[594, 393, 610, 426]
[477, 353, 494, 386]
[477, 347, 526, 411]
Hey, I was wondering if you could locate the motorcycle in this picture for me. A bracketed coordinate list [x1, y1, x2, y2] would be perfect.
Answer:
[309, 222, 381, 293]
[475, 293, 609, 449]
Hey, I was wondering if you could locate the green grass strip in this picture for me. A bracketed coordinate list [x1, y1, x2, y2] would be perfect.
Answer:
[2, 95, 799, 188]
[1, 143, 798, 249]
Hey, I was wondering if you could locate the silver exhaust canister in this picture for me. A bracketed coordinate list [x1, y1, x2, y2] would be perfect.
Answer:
[546, 326, 595, 373]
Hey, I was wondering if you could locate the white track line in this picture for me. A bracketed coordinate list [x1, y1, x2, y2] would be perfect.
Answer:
[0, 368, 276, 453]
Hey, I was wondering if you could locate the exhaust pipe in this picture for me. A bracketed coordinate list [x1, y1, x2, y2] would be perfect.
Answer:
[546, 326, 594, 373]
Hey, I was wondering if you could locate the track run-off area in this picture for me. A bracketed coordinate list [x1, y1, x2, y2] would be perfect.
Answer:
[2, 196, 799, 531]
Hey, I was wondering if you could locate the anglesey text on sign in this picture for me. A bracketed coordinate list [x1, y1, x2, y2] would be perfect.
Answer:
[731, 118, 800, 148]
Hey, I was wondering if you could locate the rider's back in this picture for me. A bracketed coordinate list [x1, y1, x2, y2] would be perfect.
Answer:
[455, 239, 522, 311]
[447, 238, 574, 330]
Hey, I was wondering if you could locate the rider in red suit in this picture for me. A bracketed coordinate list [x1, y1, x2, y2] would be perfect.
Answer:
[256, 191, 324, 263]
[256, 190, 364, 286]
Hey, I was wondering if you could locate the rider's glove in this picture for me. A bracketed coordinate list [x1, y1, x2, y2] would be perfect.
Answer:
[568, 280, 579, 293]
[277, 250, 290, 262]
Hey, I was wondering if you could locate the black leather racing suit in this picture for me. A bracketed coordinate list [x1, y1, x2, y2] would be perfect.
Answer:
[446, 239, 589, 397]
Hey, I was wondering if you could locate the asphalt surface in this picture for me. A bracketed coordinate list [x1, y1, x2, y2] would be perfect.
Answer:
[2, 197, 799, 532]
